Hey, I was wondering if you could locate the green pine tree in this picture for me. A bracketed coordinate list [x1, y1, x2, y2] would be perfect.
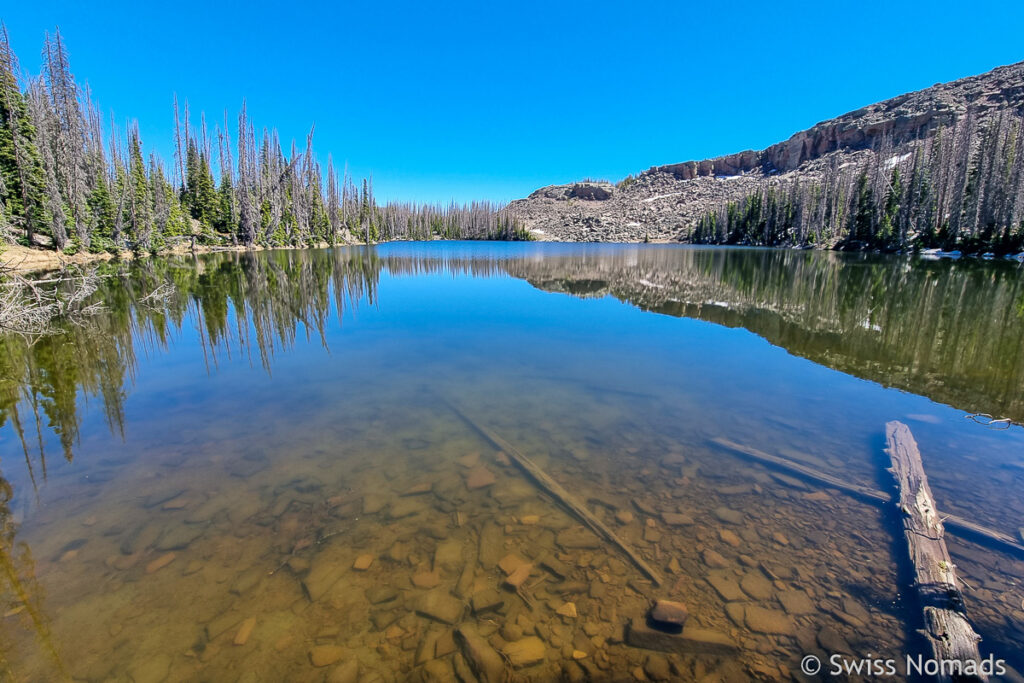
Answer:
[0, 66, 48, 244]
[127, 131, 152, 250]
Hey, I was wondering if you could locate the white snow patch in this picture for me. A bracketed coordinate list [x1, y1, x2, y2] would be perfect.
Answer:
[642, 192, 683, 203]
[884, 152, 912, 169]
[637, 279, 664, 289]
[920, 248, 961, 260]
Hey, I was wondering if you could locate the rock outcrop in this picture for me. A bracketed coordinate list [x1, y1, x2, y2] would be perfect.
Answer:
[509, 60, 1024, 242]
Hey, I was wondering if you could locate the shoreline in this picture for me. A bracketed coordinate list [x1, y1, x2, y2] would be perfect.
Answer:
[4, 240, 1021, 276]
[0, 242, 339, 274]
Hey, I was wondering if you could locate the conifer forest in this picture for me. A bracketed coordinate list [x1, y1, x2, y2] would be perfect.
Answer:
[692, 114, 1024, 254]
[0, 28, 526, 256]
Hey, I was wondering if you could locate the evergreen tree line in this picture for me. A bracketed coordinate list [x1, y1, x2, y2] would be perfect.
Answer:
[0, 27, 526, 254]
[692, 111, 1024, 254]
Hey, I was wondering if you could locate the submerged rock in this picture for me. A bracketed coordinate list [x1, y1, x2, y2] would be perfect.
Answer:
[457, 452, 480, 468]
[365, 586, 399, 605]
[415, 589, 465, 625]
[142, 488, 185, 509]
[419, 658, 455, 682]
[650, 600, 688, 630]
[702, 549, 729, 569]
[706, 572, 744, 601]
[817, 625, 853, 654]
[660, 512, 694, 527]
[389, 499, 427, 520]
[127, 653, 171, 683]
[501, 636, 546, 668]
[309, 645, 344, 667]
[718, 529, 742, 548]
[230, 567, 264, 595]
[644, 654, 672, 681]
[777, 589, 815, 615]
[504, 563, 532, 589]
[455, 625, 507, 683]
[303, 556, 346, 601]
[471, 589, 504, 615]
[352, 554, 374, 571]
[539, 554, 570, 579]
[556, 602, 578, 618]
[744, 605, 794, 635]
[362, 495, 387, 515]
[327, 659, 359, 683]
[556, 528, 600, 550]
[155, 523, 204, 551]
[713, 507, 743, 525]
[233, 617, 256, 645]
[478, 522, 503, 569]
[433, 540, 463, 573]
[402, 482, 433, 496]
[498, 553, 528, 575]
[145, 552, 176, 574]
[465, 467, 497, 490]
[455, 563, 475, 598]
[739, 572, 773, 600]
[412, 570, 441, 589]
[724, 602, 746, 627]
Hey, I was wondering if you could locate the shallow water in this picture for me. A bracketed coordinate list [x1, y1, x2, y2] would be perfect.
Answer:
[2, 243, 1023, 682]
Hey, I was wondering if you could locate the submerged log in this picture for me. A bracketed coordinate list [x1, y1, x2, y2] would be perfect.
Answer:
[886, 421, 986, 683]
[709, 437, 1024, 557]
[442, 398, 663, 586]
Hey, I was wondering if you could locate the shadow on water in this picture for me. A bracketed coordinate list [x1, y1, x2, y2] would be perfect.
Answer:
[1, 243, 1022, 680]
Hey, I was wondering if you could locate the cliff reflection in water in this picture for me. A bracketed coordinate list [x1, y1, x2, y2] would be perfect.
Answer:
[512, 247, 1024, 425]
[2, 244, 1023, 475]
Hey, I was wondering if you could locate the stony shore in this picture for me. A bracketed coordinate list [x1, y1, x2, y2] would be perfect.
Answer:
[0, 242, 338, 274]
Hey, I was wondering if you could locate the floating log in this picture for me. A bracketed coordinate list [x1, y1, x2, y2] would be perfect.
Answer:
[709, 438, 1024, 557]
[886, 421, 986, 682]
[442, 398, 663, 586]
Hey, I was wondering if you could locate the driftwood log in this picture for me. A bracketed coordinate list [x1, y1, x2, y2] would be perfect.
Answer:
[709, 438, 1024, 557]
[442, 398, 663, 586]
[886, 421, 986, 683]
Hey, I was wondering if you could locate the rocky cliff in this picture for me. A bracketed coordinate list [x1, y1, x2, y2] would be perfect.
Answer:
[509, 60, 1024, 242]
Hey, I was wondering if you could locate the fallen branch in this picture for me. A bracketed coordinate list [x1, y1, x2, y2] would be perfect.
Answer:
[886, 421, 986, 682]
[709, 437, 1024, 557]
[0, 265, 102, 335]
[442, 397, 663, 586]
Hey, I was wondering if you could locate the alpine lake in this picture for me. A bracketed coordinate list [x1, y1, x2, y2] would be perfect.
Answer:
[2, 242, 1024, 682]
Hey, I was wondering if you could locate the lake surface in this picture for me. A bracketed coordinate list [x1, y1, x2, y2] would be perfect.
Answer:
[2, 243, 1023, 682]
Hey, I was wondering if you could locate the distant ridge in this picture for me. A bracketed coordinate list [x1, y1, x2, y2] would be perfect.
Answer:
[510, 60, 1024, 247]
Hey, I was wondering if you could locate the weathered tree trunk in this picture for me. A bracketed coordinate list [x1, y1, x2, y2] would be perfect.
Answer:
[886, 421, 986, 683]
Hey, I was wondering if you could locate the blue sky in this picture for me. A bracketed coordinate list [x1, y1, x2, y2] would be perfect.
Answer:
[4, 1, 1023, 203]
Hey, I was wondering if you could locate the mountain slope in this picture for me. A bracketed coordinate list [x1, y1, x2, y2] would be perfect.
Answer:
[509, 60, 1024, 244]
